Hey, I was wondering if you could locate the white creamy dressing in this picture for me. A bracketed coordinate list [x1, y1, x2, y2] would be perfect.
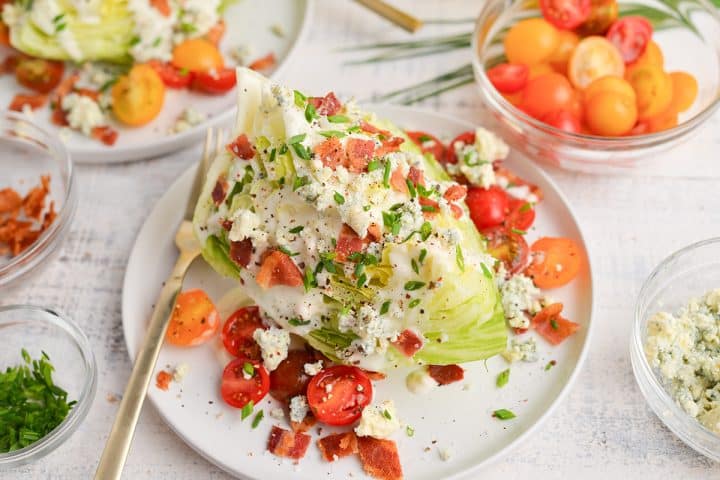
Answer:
[445, 127, 509, 188]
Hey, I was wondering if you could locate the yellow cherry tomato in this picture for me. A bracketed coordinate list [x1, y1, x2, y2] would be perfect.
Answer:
[111, 64, 165, 127]
[668, 71, 698, 113]
[504, 18, 559, 66]
[568, 36, 625, 89]
[172, 38, 224, 72]
[629, 40, 664, 69]
[585, 90, 637, 136]
[548, 30, 580, 75]
[583, 75, 636, 104]
[529, 63, 555, 80]
[626, 64, 673, 119]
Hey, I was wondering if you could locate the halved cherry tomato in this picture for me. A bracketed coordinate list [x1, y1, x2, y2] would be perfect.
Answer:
[583, 75, 636, 104]
[406, 130, 447, 161]
[505, 198, 536, 231]
[172, 38, 224, 72]
[504, 18, 559, 66]
[532, 303, 580, 345]
[540, 0, 591, 30]
[465, 186, 509, 231]
[487, 63, 529, 94]
[542, 109, 582, 133]
[220, 357, 270, 408]
[484, 227, 529, 274]
[584, 90, 637, 136]
[628, 40, 663, 68]
[111, 64, 165, 126]
[147, 60, 192, 89]
[445, 131, 475, 165]
[625, 64, 673, 119]
[668, 71, 698, 113]
[165, 289, 220, 346]
[15, 58, 64, 94]
[191, 67, 236, 94]
[548, 30, 580, 74]
[525, 237, 582, 288]
[269, 349, 317, 403]
[577, 0, 618, 35]
[306, 366, 373, 426]
[606, 16, 652, 63]
[256, 250, 304, 289]
[568, 36, 625, 89]
[222, 305, 265, 359]
[521, 72, 575, 119]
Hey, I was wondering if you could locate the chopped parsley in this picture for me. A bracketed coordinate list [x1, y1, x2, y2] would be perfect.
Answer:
[241, 401, 254, 420]
[251, 409, 264, 429]
[129, 36, 141, 46]
[382, 211, 402, 236]
[347, 125, 362, 134]
[289, 225, 304, 234]
[288, 318, 312, 326]
[327, 114, 350, 123]
[333, 191, 345, 205]
[496, 369, 510, 388]
[493, 409, 516, 420]
[411, 258, 419, 275]
[291, 143, 311, 160]
[180, 22, 197, 34]
[519, 202, 533, 213]
[418, 134, 432, 142]
[404, 280, 426, 291]
[550, 319, 559, 330]
[356, 272, 367, 288]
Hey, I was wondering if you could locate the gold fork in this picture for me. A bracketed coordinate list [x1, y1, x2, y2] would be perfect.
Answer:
[94, 128, 223, 480]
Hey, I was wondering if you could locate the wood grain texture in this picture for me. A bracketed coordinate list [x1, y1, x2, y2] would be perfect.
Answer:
[3, 1, 720, 479]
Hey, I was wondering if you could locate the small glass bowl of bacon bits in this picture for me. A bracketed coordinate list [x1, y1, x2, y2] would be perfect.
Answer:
[0, 110, 76, 287]
[472, 0, 720, 173]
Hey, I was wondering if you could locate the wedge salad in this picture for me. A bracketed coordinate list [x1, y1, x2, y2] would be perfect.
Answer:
[158, 68, 584, 479]
[0, 0, 275, 145]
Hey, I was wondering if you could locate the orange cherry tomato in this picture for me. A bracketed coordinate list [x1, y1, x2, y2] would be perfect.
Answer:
[628, 40, 664, 69]
[568, 36, 625, 88]
[172, 38, 224, 73]
[529, 63, 555, 80]
[504, 18, 559, 66]
[625, 64, 673, 119]
[111, 64, 165, 127]
[548, 30, 580, 74]
[166, 289, 220, 346]
[577, 0, 618, 35]
[521, 72, 575, 119]
[584, 90, 637, 136]
[568, 90, 584, 119]
[525, 237, 582, 288]
[645, 105, 678, 133]
[583, 75, 636, 104]
[503, 91, 524, 106]
[668, 71, 698, 113]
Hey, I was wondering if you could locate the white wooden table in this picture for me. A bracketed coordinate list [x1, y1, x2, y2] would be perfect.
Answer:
[4, 1, 720, 478]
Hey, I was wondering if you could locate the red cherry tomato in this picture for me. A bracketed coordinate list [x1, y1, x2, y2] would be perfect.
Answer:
[542, 109, 582, 133]
[147, 60, 192, 89]
[465, 186, 510, 231]
[445, 131, 476, 165]
[406, 130, 447, 162]
[220, 357, 270, 408]
[269, 350, 317, 403]
[487, 63, 529, 94]
[15, 58, 64, 94]
[191, 67, 236, 94]
[306, 366, 373, 426]
[521, 73, 575, 119]
[484, 227, 529, 274]
[540, 0, 591, 30]
[221, 306, 265, 360]
[606, 16, 653, 63]
[505, 198, 536, 231]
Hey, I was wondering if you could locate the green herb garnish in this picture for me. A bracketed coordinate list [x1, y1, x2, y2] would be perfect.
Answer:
[242, 362, 254, 377]
[550, 319, 559, 330]
[288, 318, 311, 326]
[493, 409, 516, 420]
[289, 225, 304, 234]
[511, 228, 526, 235]
[382, 409, 392, 420]
[319, 130, 346, 138]
[455, 245, 465, 272]
[287, 133, 306, 144]
[545, 360, 556, 371]
[367, 159, 381, 172]
[305, 103, 318, 123]
[496, 369, 510, 388]
[418, 248, 427, 264]
[293, 90, 307, 107]
[251, 410, 264, 428]
[404, 281, 426, 291]
[380, 301, 391, 315]
[480, 263, 493, 279]
[334, 192, 345, 205]
[327, 114, 350, 123]
[241, 401, 254, 420]
[406, 425, 415, 437]
[408, 298, 421, 308]
[303, 267, 317, 292]
[382, 161, 391, 188]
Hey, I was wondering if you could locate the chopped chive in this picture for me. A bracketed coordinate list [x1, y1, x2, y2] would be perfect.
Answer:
[279, 144, 288, 155]
[180, 22, 197, 33]
[55, 23, 67, 32]
[52, 13, 65, 22]
[333, 192, 345, 205]
[278, 245, 299, 257]
[380, 300, 391, 315]
[493, 409, 516, 420]
[289, 225, 304, 234]
[241, 400, 254, 420]
[418, 134, 432, 142]
[293, 175, 309, 191]
[455, 245, 465, 272]
[347, 125, 362, 133]
[418, 248, 427, 264]
[319, 130, 346, 138]
[303, 267, 316, 292]
[550, 319, 559, 330]
[382, 161, 391, 188]
[288, 317, 311, 326]
[291, 143, 311, 160]
[408, 298, 421, 308]
[496, 369, 510, 388]
[382, 409, 392, 420]
[327, 114, 350, 123]
[356, 272, 367, 288]
[406, 179, 417, 198]
[152, 36, 161, 47]
[511, 228, 526, 235]
[287, 133, 306, 144]
[420, 222, 432, 241]
[406, 425, 415, 437]
[404, 281, 426, 291]
[480, 263, 493, 279]
[367, 159, 381, 172]
[519, 202, 533, 213]
[251, 410, 264, 428]
[305, 103, 318, 123]
[354, 262, 364, 278]
[421, 205, 436, 212]
[268, 148, 277, 163]
[293, 90, 307, 107]
[242, 362, 254, 377]
[411, 258, 419, 274]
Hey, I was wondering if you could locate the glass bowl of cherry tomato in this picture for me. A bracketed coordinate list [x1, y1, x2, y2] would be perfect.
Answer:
[472, 0, 720, 173]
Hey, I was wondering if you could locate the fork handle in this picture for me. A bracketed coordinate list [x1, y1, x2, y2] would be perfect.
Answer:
[95, 250, 198, 480]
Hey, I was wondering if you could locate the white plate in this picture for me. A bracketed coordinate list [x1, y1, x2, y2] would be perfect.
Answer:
[122, 105, 595, 480]
[0, 0, 311, 164]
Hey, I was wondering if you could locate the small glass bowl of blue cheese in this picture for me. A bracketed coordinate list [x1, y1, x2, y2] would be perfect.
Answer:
[631, 238, 720, 461]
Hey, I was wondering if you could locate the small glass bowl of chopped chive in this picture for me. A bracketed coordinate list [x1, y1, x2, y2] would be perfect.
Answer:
[631, 237, 720, 461]
[0, 305, 97, 467]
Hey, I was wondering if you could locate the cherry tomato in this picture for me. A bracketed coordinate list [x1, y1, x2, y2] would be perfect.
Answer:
[577, 0, 618, 35]
[484, 227, 529, 274]
[606, 16, 652, 63]
[406, 130, 447, 161]
[525, 237, 582, 288]
[521, 72, 575, 119]
[269, 350, 317, 403]
[504, 18, 559, 66]
[111, 64, 165, 127]
[147, 60, 192, 89]
[15, 58, 64, 94]
[487, 63, 529, 94]
[172, 38, 224, 72]
[222, 305, 265, 359]
[583, 75, 636, 104]
[445, 131, 476, 165]
[568, 36, 625, 89]
[165, 289, 220, 347]
[191, 67, 237, 94]
[668, 71, 698, 113]
[547, 30, 580, 74]
[628, 40, 664, 69]
[465, 186, 509, 231]
[645, 105, 678, 133]
[220, 357, 270, 408]
[9, 93, 47, 112]
[540, 0, 591, 30]
[584, 90, 637, 136]
[502, 91, 524, 106]
[505, 198, 536, 230]
[528, 63, 555, 80]
[306, 366, 373, 426]
[542, 109, 583, 133]
[625, 64, 673, 119]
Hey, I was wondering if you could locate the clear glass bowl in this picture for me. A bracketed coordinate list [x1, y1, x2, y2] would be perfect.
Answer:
[0, 305, 97, 467]
[631, 238, 720, 461]
[0, 111, 77, 286]
[472, 0, 720, 173]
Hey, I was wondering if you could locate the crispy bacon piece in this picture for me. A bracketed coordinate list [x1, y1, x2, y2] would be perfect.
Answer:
[374, 137, 404, 157]
[156, 370, 172, 391]
[248, 52, 277, 72]
[392, 329, 424, 357]
[366, 223, 382, 242]
[317, 432, 359, 462]
[0, 189, 22, 214]
[357, 436, 403, 480]
[531, 302, 579, 345]
[22, 175, 50, 220]
[360, 121, 391, 138]
[427, 364, 464, 386]
[290, 413, 317, 433]
[91, 126, 118, 146]
[227, 134, 255, 159]
[314, 136, 345, 169]
[389, 168, 407, 194]
[9, 93, 48, 112]
[0, 175, 56, 257]
[267, 426, 311, 460]
[256, 250, 303, 289]
[362, 370, 386, 381]
[443, 185, 467, 202]
[407, 166, 425, 187]
[308, 92, 342, 116]
[229, 238, 253, 268]
[345, 138, 375, 173]
[205, 19, 226, 45]
[335, 224, 365, 263]
[51, 107, 69, 126]
[211, 178, 228, 205]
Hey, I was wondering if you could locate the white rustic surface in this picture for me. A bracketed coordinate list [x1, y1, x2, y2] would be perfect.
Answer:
[3, 1, 720, 479]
